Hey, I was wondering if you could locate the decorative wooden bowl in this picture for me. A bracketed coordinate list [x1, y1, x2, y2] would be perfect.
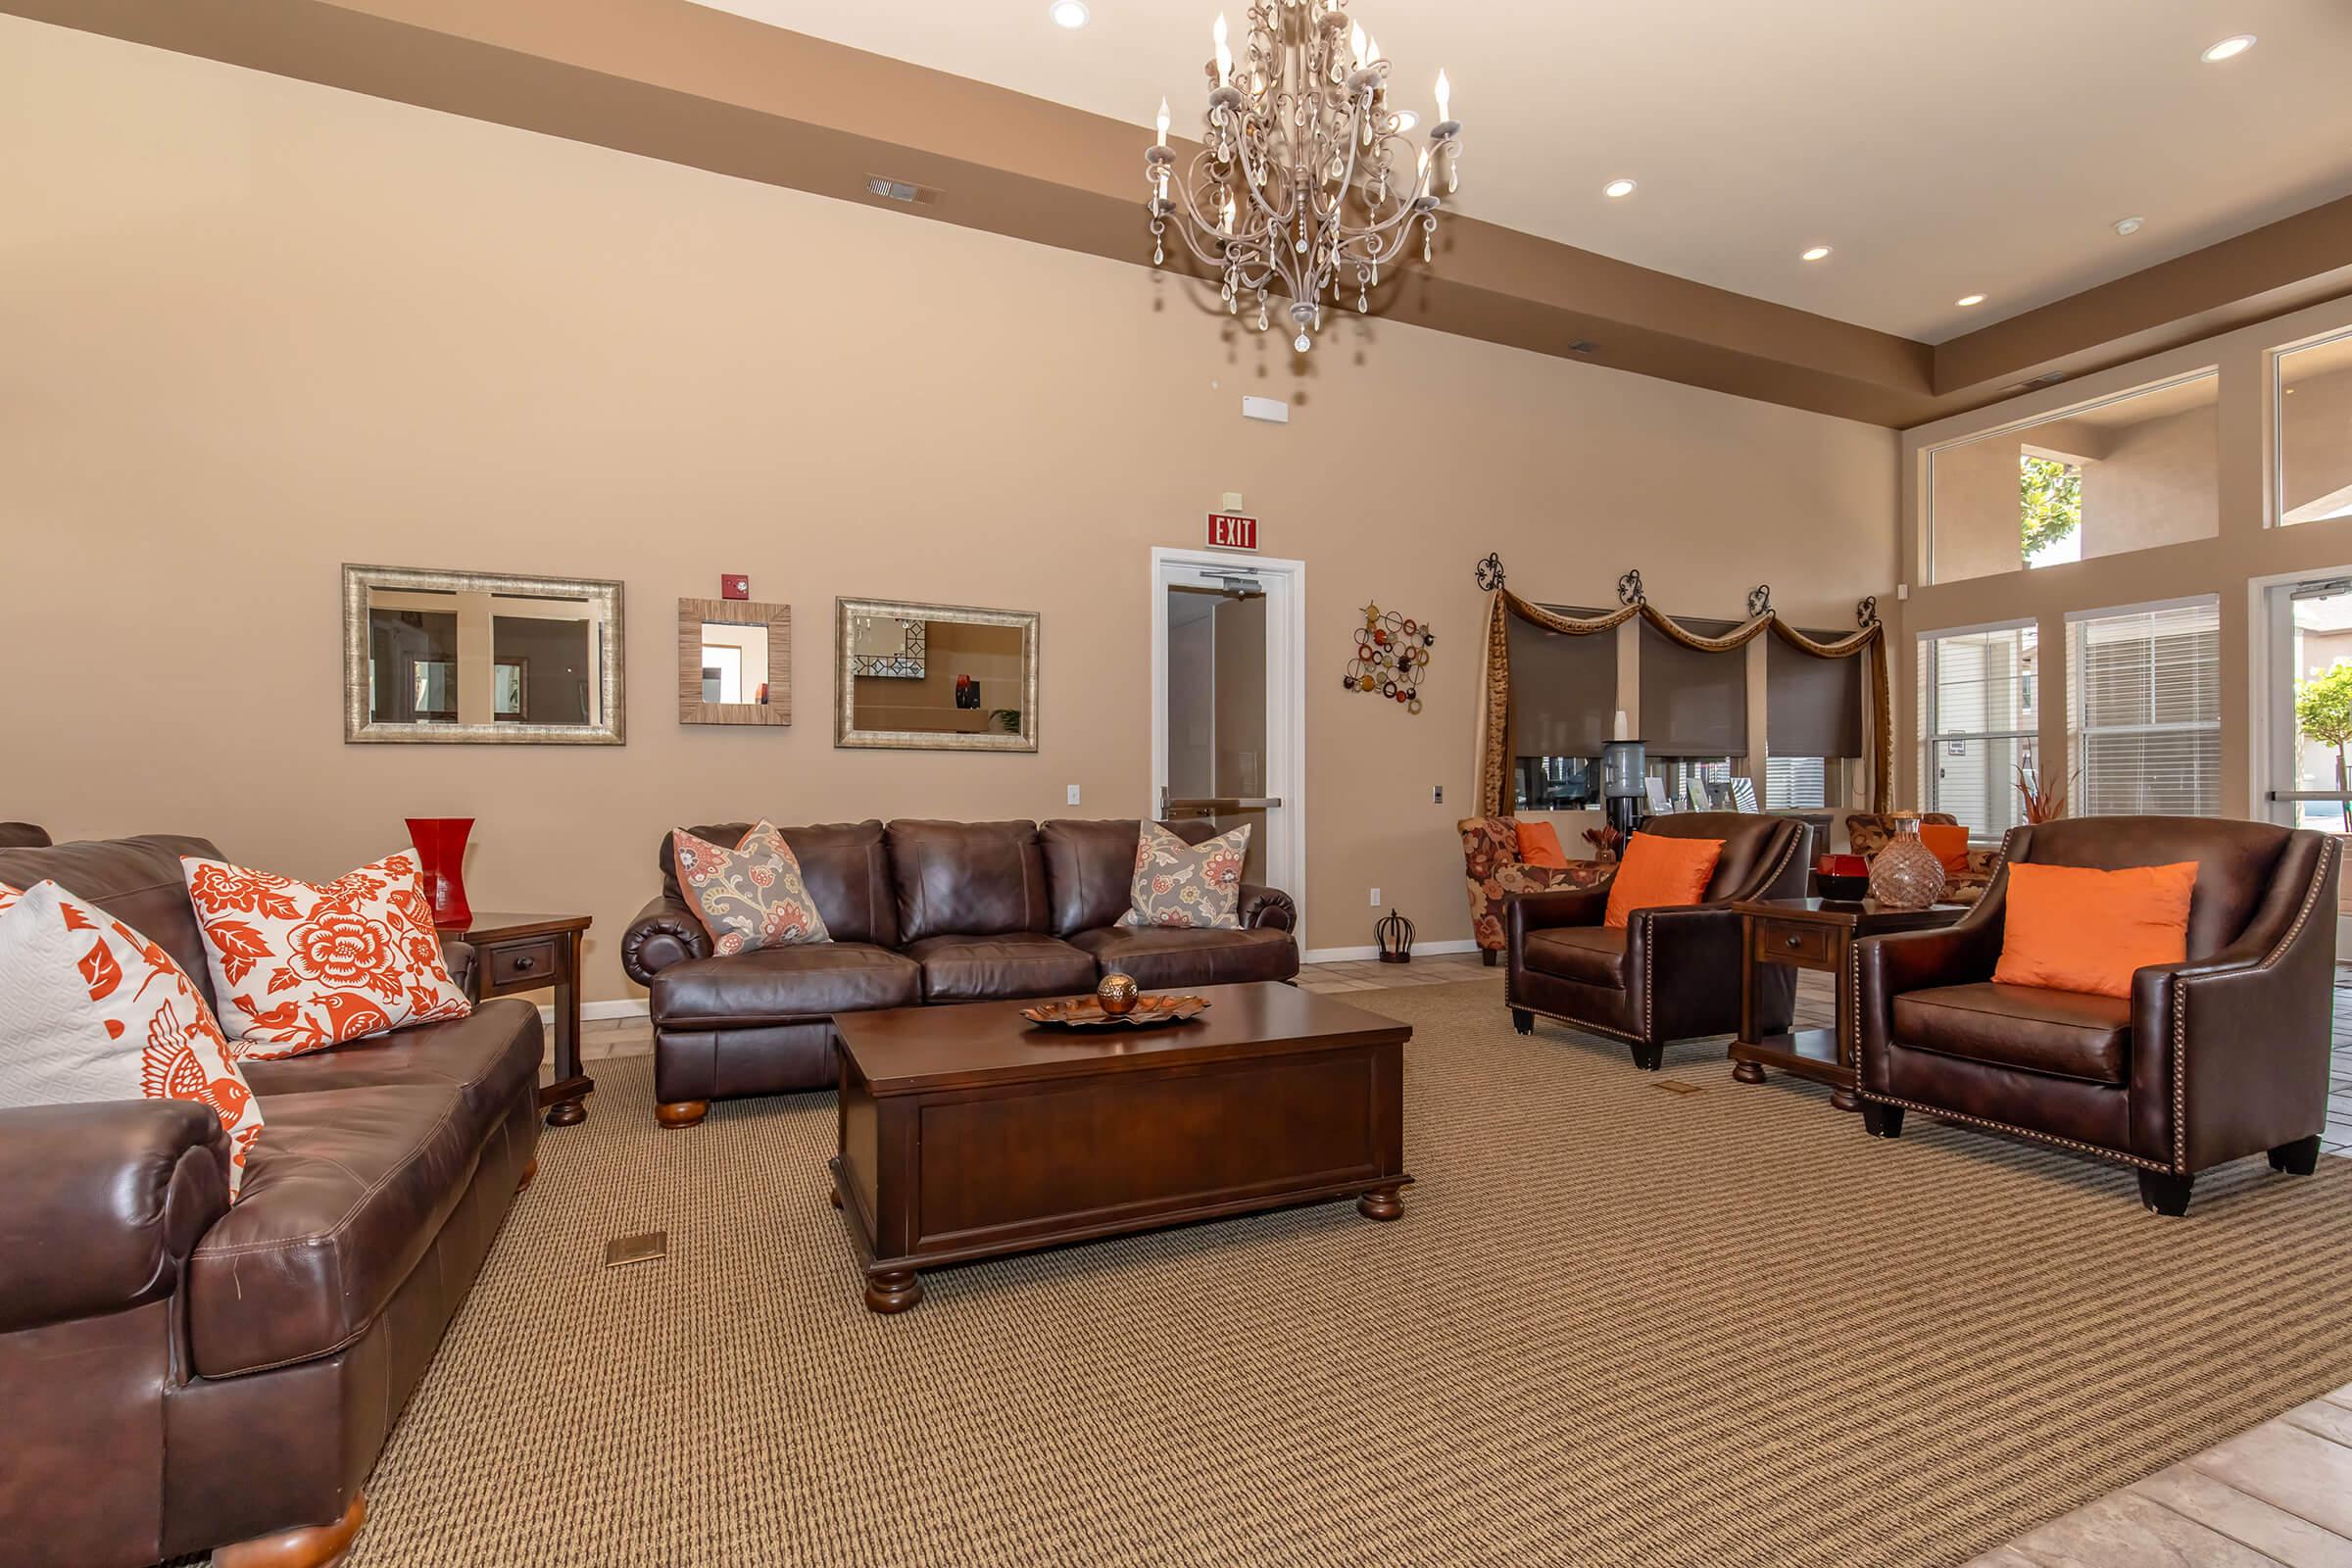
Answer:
[1020, 994, 1210, 1029]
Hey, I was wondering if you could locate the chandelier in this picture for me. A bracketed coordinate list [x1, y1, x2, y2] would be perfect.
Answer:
[1147, 1, 1460, 354]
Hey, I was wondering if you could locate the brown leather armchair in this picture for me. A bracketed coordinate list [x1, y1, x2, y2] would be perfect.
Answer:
[1506, 812, 1813, 1070]
[1855, 816, 2340, 1215]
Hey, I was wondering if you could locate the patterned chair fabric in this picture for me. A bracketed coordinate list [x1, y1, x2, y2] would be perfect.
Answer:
[1843, 811, 1999, 903]
[1458, 817, 1612, 956]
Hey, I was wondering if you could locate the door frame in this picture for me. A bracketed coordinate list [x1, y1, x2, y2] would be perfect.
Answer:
[1149, 546, 1308, 944]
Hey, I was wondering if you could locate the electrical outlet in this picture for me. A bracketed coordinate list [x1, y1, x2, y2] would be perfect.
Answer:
[1066, 784, 1082, 806]
[1433, 785, 1444, 805]
[1369, 887, 1381, 906]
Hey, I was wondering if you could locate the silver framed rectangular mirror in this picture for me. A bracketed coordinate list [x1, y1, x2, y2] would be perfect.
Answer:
[343, 564, 625, 745]
[835, 597, 1037, 752]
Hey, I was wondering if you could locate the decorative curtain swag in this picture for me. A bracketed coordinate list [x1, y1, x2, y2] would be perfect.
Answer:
[1471, 561, 1890, 819]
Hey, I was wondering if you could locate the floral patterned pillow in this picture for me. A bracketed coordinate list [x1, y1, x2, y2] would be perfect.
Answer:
[1123, 821, 1250, 930]
[0, 880, 267, 1197]
[180, 849, 473, 1058]
[671, 821, 831, 956]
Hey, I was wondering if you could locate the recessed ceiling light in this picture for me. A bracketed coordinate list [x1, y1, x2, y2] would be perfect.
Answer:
[1602, 178, 1637, 199]
[2201, 34, 2255, 62]
[1393, 110, 1419, 132]
[1801, 246, 1832, 262]
[1049, 0, 1089, 28]
[1956, 294, 1986, 308]
[2113, 216, 2144, 236]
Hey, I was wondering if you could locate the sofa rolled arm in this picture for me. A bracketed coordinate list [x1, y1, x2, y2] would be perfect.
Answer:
[0, 1100, 230, 1335]
[1506, 883, 1611, 949]
[438, 936, 478, 995]
[621, 894, 710, 987]
[1238, 884, 1296, 932]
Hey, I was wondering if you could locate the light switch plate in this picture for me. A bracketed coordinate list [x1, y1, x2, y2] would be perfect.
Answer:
[1369, 887, 1382, 906]
[1066, 784, 1082, 806]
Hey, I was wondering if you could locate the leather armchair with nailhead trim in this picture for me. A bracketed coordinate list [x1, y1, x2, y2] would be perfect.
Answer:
[1853, 816, 2339, 1215]
[1505, 812, 1813, 1070]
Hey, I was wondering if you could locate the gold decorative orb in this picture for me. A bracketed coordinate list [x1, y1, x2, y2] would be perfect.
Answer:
[1096, 972, 1140, 1015]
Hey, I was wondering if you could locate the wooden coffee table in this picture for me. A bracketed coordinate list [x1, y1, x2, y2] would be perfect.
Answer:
[829, 981, 1412, 1314]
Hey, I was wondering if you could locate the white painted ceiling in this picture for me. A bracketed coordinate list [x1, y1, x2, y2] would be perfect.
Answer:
[694, 0, 2352, 343]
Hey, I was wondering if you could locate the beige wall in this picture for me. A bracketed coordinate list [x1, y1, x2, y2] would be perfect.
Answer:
[1899, 301, 2352, 825]
[2282, 362, 2352, 517]
[0, 19, 1898, 999]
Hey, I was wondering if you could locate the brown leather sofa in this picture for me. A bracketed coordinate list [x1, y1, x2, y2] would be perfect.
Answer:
[0, 834, 544, 1568]
[0, 820, 50, 848]
[1855, 816, 2339, 1215]
[620, 817, 1299, 1125]
[1505, 812, 1813, 1069]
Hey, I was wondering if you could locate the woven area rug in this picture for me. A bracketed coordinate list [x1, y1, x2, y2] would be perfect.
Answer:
[345, 981, 2352, 1567]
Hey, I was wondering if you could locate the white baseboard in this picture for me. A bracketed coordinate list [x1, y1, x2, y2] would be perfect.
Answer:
[535, 999, 651, 1026]
[1303, 939, 1482, 964]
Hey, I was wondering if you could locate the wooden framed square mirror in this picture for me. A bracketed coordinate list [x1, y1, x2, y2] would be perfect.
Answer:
[679, 598, 792, 726]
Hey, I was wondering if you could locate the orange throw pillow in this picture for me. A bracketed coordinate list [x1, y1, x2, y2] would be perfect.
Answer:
[1603, 834, 1724, 929]
[1991, 861, 2198, 999]
[1516, 820, 1571, 870]
[1918, 823, 1972, 876]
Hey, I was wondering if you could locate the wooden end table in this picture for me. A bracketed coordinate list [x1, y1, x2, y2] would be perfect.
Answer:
[1729, 897, 1968, 1112]
[453, 911, 594, 1127]
[829, 982, 1411, 1314]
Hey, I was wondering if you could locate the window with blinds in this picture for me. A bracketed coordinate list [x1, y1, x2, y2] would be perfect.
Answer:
[2067, 600, 2220, 816]
[1920, 623, 2039, 836]
[1766, 757, 1828, 809]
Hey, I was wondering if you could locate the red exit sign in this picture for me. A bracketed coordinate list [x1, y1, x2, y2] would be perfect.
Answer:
[1207, 513, 1258, 551]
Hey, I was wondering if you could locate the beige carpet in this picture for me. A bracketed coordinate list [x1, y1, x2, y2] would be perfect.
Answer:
[347, 981, 2352, 1567]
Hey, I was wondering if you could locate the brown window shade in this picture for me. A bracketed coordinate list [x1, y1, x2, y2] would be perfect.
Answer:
[1766, 629, 1863, 759]
[1639, 615, 1747, 757]
[1508, 607, 1616, 756]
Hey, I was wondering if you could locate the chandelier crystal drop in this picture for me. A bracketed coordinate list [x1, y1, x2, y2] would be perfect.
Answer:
[1147, 0, 1460, 355]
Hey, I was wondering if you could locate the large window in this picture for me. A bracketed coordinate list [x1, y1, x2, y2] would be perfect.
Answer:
[1919, 624, 2039, 836]
[1925, 371, 2219, 585]
[2067, 600, 2220, 817]
[2279, 330, 2352, 526]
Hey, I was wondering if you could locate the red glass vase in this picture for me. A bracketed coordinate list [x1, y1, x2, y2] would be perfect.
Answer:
[405, 816, 474, 930]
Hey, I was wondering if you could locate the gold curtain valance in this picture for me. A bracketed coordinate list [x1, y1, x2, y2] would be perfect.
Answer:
[1474, 586, 1891, 818]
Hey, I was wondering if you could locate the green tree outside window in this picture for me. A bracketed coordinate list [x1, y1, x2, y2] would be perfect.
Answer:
[2021, 454, 2082, 560]
[2294, 662, 2352, 794]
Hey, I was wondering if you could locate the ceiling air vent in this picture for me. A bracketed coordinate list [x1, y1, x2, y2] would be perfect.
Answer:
[863, 175, 941, 206]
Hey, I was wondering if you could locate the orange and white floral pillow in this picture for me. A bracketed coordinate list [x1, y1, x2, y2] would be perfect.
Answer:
[0, 880, 266, 1198]
[181, 849, 471, 1057]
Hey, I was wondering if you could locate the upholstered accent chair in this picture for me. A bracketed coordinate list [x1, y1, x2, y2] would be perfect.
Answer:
[1505, 812, 1813, 1069]
[1854, 816, 2340, 1215]
[1845, 811, 1998, 903]
[1457, 817, 1612, 964]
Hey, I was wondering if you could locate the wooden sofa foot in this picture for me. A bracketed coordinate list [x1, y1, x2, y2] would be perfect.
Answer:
[2138, 1170, 2195, 1216]
[1482, 949, 1498, 968]
[1861, 1102, 1904, 1139]
[1629, 1043, 1664, 1071]
[516, 1157, 539, 1193]
[657, 1101, 710, 1130]
[2269, 1135, 2322, 1176]
[215, 1494, 367, 1568]
[1510, 1007, 1533, 1035]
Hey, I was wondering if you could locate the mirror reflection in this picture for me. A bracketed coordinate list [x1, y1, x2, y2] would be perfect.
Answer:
[700, 622, 771, 706]
[836, 599, 1038, 751]
[347, 566, 623, 745]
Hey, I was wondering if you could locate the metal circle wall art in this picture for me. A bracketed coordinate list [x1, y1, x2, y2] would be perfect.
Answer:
[1345, 603, 1435, 715]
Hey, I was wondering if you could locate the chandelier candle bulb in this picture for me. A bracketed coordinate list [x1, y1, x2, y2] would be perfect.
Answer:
[1213, 13, 1232, 85]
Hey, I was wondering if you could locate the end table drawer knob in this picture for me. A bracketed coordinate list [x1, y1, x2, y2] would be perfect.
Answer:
[1785, 935, 1802, 950]
[514, 956, 535, 971]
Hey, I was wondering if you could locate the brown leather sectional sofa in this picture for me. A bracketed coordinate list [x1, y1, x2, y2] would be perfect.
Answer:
[0, 834, 544, 1568]
[621, 817, 1299, 1125]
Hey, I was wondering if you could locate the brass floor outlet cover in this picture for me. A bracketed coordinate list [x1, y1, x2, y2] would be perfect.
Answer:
[604, 1231, 668, 1268]
[1655, 1081, 1704, 1096]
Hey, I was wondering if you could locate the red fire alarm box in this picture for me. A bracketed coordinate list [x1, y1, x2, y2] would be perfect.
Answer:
[720, 574, 750, 601]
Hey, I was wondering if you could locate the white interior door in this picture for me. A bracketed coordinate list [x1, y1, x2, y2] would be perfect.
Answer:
[1151, 548, 1306, 936]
